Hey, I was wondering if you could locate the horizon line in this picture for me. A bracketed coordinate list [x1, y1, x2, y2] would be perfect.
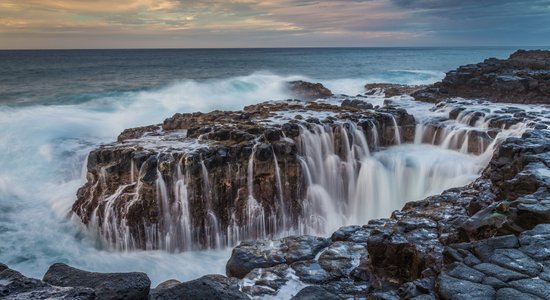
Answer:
[2, 45, 550, 51]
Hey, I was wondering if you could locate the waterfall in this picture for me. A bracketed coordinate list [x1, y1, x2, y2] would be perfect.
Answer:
[83, 105, 529, 252]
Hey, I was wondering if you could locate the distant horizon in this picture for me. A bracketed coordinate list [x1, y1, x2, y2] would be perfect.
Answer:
[2, 45, 550, 51]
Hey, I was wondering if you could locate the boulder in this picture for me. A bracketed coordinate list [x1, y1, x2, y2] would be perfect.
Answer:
[226, 236, 330, 278]
[412, 50, 550, 104]
[150, 275, 247, 300]
[288, 80, 333, 100]
[0, 265, 95, 300]
[43, 263, 150, 300]
[291, 286, 339, 300]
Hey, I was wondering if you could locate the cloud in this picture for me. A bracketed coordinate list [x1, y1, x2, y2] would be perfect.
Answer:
[0, 0, 549, 48]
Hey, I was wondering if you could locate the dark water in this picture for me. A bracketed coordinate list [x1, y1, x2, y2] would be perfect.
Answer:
[1, 47, 544, 105]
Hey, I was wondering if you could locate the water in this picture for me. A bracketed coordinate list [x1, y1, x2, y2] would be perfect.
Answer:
[0, 47, 538, 286]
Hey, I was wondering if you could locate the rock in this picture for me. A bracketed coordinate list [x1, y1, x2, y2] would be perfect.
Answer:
[473, 263, 529, 282]
[318, 241, 366, 277]
[0, 266, 95, 300]
[149, 275, 248, 300]
[519, 224, 550, 261]
[226, 240, 287, 278]
[283, 236, 331, 264]
[288, 80, 333, 100]
[437, 274, 495, 299]
[445, 263, 485, 283]
[412, 50, 550, 104]
[341, 99, 373, 110]
[226, 236, 330, 278]
[496, 288, 543, 300]
[291, 286, 339, 300]
[508, 278, 550, 299]
[73, 99, 415, 251]
[488, 249, 542, 277]
[291, 260, 340, 284]
[241, 264, 290, 296]
[366, 217, 442, 287]
[365, 83, 426, 98]
[43, 263, 150, 300]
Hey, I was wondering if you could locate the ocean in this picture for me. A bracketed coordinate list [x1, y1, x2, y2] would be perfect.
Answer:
[0, 47, 544, 286]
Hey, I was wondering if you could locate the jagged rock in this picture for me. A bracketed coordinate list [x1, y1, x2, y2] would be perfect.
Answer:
[0, 265, 95, 300]
[398, 277, 435, 299]
[365, 83, 426, 97]
[288, 80, 333, 100]
[149, 275, 247, 300]
[318, 241, 366, 277]
[291, 286, 339, 300]
[291, 260, 340, 284]
[241, 264, 290, 296]
[437, 274, 495, 299]
[519, 224, 550, 261]
[225, 240, 287, 278]
[508, 278, 550, 299]
[496, 288, 543, 300]
[366, 217, 442, 287]
[43, 263, 150, 300]
[488, 249, 542, 277]
[412, 50, 550, 104]
[322, 278, 370, 298]
[341, 99, 374, 110]
[73, 100, 416, 251]
[226, 235, 330, 278]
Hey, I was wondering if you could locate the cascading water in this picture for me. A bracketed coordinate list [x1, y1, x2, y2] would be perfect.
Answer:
[81, 99, 530, 252]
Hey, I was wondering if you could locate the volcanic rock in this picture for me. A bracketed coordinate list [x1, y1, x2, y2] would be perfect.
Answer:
[412, 50, 550, 104]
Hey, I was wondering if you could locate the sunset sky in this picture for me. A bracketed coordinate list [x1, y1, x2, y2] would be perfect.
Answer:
[1, 0, 549, 49]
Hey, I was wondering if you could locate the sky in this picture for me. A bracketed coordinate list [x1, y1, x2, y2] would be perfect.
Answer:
[1, 0, 549, 49]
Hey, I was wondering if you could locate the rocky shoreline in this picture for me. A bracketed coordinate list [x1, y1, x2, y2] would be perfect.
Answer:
[2, 50, 550, 299]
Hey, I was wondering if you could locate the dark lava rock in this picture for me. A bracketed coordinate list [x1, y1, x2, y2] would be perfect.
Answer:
[341, 99, 374, 110]
[519, 224, 550, 261]
[291, 286, 339, 300]
[43, 263, 150, 300]
[226, 236, 330, 278]
[365, 83, 426, 97]
[437, 274, 495, 299]
[150, 275, 247, 300]
[291, 260, 340, 284]
[225, 240, 287, 278]
[412, 50, 550, 104]
[0, 265, 95, 300]
[241, 264, 290, 296]
[288, 80, 332, 100]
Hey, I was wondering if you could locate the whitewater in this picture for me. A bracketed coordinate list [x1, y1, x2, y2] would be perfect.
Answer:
[0, 47, 537, 286]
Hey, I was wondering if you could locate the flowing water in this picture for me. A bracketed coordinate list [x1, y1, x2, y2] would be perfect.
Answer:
[0, 47, 541, 286]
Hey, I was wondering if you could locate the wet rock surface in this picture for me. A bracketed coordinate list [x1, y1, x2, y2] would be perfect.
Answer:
[65, 53, 550, 299]
[412, 50, 550, 104]
[287, 80, 333, 100]
[150, 275, 247, 300]
[73, 99, 416, 251]
[228, 129, 550, 298]
[365, 83, 427, 98]
[43, 263, 150, 300]
[0, 264, 98, 300]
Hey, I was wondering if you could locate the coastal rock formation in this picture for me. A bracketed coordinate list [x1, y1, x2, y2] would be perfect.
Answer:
[62, 50, 550, 298]
[412, 50, 550, 104]
[229, 128, 550, 298]
[150, 275, 247, 300]
[73, 99, 415, 251]
[287, 80, 333, 100]
[0, 264, 100, 300]
[43, 263, 151, 300]
[365, 83, 426, 98]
